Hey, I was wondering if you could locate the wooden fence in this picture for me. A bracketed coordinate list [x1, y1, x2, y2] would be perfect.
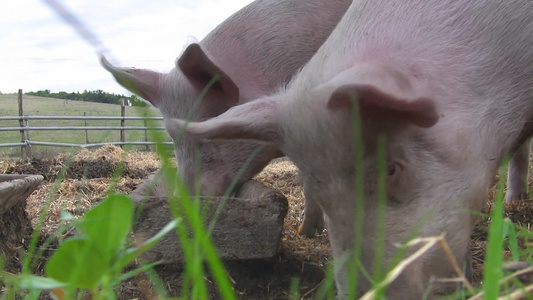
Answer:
[0, 90, 173, 156]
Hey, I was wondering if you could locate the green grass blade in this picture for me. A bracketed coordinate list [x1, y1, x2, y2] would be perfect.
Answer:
[119, 261, 161, 282]
[314, 262, 336, 300]
[482, 162, 507, 300]
[116, 219, 179, 271]
[347, 94, 366, 299]
[372, 135, 388, 298]
[289, 277, 300, 300]
[206, 144, 265, 236]
[503, 218, 520, 262]
[142, 267, 170, 299]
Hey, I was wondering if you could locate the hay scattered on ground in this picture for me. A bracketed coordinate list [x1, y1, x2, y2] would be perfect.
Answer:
[26, 178, 142, 237]
[1, 145, 160, 181]
[1, 145, 160, 238]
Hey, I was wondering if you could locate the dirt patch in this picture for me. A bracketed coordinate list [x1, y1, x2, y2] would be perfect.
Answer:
[1, 145, 532, 299]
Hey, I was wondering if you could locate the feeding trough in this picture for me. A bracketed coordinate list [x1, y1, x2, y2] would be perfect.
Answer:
[0, 174, 43, 216]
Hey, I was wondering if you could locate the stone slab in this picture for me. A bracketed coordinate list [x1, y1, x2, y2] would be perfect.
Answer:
[130, 174, 288, 263]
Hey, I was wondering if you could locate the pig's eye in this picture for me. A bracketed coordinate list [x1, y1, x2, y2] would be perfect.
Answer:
[387, 163, 396, 176]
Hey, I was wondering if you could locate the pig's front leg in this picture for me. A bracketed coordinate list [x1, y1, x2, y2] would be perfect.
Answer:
[463, 249, 473, 283]
[296, 170, 325, 237]
[506, 137, 531, 202]
[298, 194, 324, 237]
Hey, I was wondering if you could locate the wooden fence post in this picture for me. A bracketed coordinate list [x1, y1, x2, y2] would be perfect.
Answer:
[24, 116, 31, 156]
[143, 112, 150, 151]
[120, 99, 125, 149]
[84, 112, 90, 144]
[17, 89, 26, 157]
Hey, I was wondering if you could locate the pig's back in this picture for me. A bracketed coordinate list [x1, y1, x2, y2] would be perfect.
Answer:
[201, 0, 352, 100]
[292, 0, 533, 102]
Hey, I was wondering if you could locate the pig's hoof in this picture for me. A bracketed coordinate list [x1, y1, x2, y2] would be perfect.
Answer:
[505, 191, 530, 203]
[297, 217, 324, 238]
[297, 223, 316, 238]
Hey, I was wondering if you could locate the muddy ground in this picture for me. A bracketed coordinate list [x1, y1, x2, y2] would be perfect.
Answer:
[0, 145, 532, 299]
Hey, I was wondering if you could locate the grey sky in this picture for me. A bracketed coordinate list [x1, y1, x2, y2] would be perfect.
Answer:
[0, 0, 253, 95]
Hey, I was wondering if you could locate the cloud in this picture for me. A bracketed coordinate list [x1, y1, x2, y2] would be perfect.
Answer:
[0, 0, 253, 95]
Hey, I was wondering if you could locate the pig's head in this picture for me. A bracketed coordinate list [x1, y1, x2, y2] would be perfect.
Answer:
[101, 43, 280, 196]
[169, 63, 487, 296]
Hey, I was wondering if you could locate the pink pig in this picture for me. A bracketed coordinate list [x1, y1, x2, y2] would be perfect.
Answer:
[101, 0, 353, 237]
[168, 0, 533, 297]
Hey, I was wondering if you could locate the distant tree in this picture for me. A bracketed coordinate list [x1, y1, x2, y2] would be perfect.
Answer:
[24, 89, 147, 107]
[129, 95, 147, 107]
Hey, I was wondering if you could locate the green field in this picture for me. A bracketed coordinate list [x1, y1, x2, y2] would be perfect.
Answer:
[0, 93, 171, 155]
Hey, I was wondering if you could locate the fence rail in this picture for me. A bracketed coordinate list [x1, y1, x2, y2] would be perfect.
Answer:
[0, 89, 174, 156]
[0, 126, 167, 131]
[0, 116, 165, 121]
[0, 141, 173, 148]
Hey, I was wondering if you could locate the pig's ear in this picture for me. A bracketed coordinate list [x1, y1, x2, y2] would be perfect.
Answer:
[178, 43, 239, 108]
[326, 67, 438, 128]
[165, 99, 280, 143]
[100, 56, 162, 106]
